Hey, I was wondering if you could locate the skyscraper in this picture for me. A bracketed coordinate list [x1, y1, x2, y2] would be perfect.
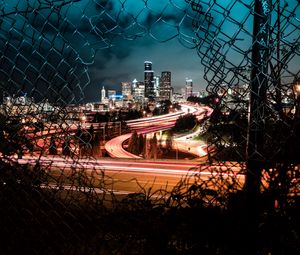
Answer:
[154, 76, 160, 98]
[121, 82, 132, 99]
[144, 61, 155, 100]
[132, 79, 138, 91]
[101, 86, 106, 103]
[160, 71, 172, 101]
[133, 81, 145, 103]
[185, 78, 193, 100]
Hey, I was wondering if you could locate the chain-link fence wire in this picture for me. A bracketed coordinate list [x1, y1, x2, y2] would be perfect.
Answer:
[188, 0, 300, 207]
[0, 0, 300, 254]
[0, 0, 204, 220]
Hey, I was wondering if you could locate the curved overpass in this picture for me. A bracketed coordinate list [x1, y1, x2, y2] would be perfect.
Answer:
[105, 104, 212, 159]
[105, 122, 175, 159]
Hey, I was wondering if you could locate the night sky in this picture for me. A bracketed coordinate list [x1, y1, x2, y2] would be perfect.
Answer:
[0, 0, 209, 102]
[85, 0, 208, 100]
[1, 0, 299, 103]
[87, 36, 205, 100]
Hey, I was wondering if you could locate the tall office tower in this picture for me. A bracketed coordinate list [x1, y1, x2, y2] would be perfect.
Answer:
[133, 81, 145, 103]
[160, 71, 172, 101]
[101, 86, 106, 102]
[132, 79, 138, 90]
[154, 76, 160, 98]
[185, 78, 193, 99]
[144, 61, 155, 100]
[121, 82, 132, 99]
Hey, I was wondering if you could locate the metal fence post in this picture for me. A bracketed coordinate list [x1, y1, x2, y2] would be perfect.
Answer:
[246, 0, 271, 197]
[245, 2, 271, 253]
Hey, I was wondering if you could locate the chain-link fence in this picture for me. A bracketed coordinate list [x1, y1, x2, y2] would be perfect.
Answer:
[0, 1, 299, 254]
[192, 0, 300, 206]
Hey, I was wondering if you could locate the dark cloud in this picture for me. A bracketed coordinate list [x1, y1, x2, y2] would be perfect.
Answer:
[0, 0, 218, 103]
[95, 0, 114, 12]
[88, 35, 206, 102]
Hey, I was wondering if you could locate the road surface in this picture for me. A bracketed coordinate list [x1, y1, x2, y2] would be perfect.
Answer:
[105, 104, 212, 158]
[14, 156, 245, 194]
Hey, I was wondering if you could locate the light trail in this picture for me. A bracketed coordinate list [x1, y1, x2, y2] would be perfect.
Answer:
[5, 155, 246, 195]
[105, 104, 211, 159]
[14, 155, 244, 177]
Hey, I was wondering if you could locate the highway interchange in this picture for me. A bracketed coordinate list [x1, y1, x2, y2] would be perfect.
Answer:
[7, 104, 246, 195]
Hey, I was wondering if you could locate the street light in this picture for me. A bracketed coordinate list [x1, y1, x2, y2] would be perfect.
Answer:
[80, 114, 86, 123]
[294, 79, 300, 94]
[293, 79, 300, 117]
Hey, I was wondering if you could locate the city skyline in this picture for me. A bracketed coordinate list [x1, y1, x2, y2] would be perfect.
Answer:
[86, 37, 205, 101]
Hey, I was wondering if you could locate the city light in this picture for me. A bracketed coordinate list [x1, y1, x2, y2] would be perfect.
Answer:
[293, 80, 300, 95]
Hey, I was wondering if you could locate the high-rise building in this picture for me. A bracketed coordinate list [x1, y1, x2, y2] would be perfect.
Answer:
[160, 71, 172, 101]
[144, 61, 155, 100]
[121, 82, 132, 100]
[101, 86, 106, 102]
[154, 76, 160, 98]
[132, 79, 138, 90]
[133, 81, 145, 103]
[144, 61, 152, 71]
[185, 78, 193, 99]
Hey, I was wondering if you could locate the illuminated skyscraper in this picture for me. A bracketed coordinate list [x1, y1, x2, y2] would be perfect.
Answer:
[160, 71, 172, 101]
[132, 79, 138, 90]
[154, 76, 160, 98]
[101, 86, 106, 102]
[133, 81, 145, 103]
[144, 61, 155, 100]
[185, 78, 193, 99]
[121, 82, 132, 99]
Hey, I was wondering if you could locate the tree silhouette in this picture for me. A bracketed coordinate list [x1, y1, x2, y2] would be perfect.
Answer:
[128, 131, 139, 155]
[62, 138, 71, 157]
[91, 131, 102, 158]
[143, 135, 149, 159]
[49, 135, 57, 155]
[137, 133, 144, 155]
[0, 114, 33, 157]
[173, 114, 197, 132]
[165, 130, 173, 154]
[157, 138, 164, 158]
[89, 124, 94, 138]
[81, 132, 93, 157]
[75, 126, 83, 143]
[150, 133, 158, 160]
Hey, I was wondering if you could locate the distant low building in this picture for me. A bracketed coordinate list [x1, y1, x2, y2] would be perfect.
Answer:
[172, 92, 184, 103]
[107, 90, 116, 100]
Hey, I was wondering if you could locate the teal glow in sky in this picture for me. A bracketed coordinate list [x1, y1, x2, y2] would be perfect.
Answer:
[1, 0, 299, 103]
